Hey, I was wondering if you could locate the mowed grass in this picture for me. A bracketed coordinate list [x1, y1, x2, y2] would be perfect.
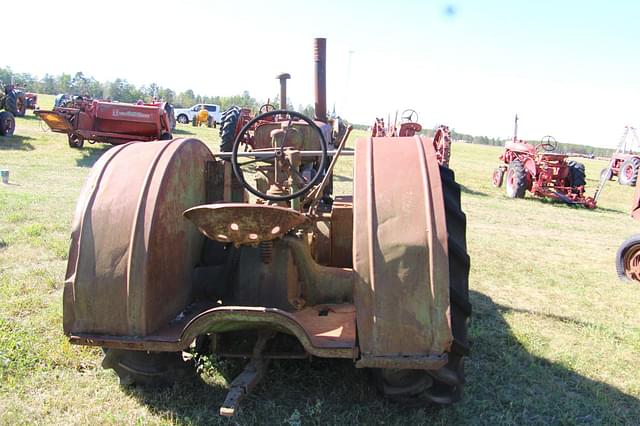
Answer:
[0, 94, 639, 425]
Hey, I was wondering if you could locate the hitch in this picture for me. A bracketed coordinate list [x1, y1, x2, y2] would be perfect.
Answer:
[219, 331, 275, 417]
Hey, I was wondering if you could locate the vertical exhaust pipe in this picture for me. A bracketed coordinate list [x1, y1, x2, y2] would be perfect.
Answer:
[276, 73, 290, 110]
[314, 38, 327, 123]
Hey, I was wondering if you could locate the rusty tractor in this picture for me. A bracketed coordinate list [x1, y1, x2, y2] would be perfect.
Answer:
[492, 116, 596, 208]
[35, 97, 173, 148]
[371, 110, 453, 167]
[62, 38, 470, 416]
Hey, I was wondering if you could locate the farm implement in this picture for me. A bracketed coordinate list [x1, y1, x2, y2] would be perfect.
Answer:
[492, 115, 596, 208]
[35, 97, 173, 148]
[371, 110, 453, 166]
[63, 38, 471, 416]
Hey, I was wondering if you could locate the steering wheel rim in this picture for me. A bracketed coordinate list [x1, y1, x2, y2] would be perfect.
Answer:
[231, 109, 328, 202]
[258, 103, 276, 114]
[401, 109, 419, 123]
[538, 135, 557, 152]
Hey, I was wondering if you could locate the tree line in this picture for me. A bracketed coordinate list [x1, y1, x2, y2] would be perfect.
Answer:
[0, 66, 317, 115]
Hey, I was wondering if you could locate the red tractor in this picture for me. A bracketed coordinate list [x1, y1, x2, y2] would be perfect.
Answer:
[371, 110, 453, 167]
[35, 97, 173, 148]
[492, 116, 596, 208]
[601, 127, 640, 186]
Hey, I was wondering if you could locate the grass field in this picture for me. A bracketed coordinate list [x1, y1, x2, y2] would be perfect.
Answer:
[1, 94, 639, 425]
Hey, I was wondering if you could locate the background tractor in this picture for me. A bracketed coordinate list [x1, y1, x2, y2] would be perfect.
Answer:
[492, 115, 596, 208]
[370, 109, 453, 167]
[0, 81, 25, 136]
[62, 38, 471, 416]
[600, 126, 640, 186]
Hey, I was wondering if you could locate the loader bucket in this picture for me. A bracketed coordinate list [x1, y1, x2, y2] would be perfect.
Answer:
[34, 110, 74, 132]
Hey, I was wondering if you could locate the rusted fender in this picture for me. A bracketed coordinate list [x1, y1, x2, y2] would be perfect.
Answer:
[64, 138, 214, 337]
[353, 135, 451, 370]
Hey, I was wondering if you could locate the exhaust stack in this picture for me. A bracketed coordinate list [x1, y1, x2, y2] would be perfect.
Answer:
[276, 73, 291, 110]
[314, 38, 327, 123]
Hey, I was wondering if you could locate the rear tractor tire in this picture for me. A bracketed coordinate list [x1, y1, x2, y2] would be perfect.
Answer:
[219, 106, 241, 152]
[567, 160, 586, 191]
[505, 159, 527, 198]
[160, 132, 173, 140]
[616, 234, 640, 283]
[618, 158, 640, 186]
[5, 91, 26, 117]
[374, 166, 471, 406]
[102, 348, 195, 387]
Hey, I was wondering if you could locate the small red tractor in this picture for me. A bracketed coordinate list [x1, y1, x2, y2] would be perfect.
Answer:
[492, 116, 596, 208]
[371, 110, 453, 167]
[24, 92, 38, 110]
[62, 38, 470, 416]
[35, 97, 173, 148]
[600, 126, 640, 186]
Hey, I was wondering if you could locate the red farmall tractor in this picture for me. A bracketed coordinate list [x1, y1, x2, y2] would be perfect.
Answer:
[62, 38, 470, 416]
[601, 126, 640, 186]
[492, 116, 596, 208]
[371, 109, 453, 167]
[35, 97, 173, 148]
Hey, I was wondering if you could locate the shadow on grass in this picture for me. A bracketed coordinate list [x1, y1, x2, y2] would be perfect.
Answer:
[536, 196, 625, 214]
[0, 135, 35, 151]
[459, 184, 488, 197]
[75, 145, 112, 168]
[173, 128, 200, 136]
[121, 290, 639, 425]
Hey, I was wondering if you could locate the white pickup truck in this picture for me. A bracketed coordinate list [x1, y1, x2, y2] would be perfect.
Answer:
[174, 104, 222, 125]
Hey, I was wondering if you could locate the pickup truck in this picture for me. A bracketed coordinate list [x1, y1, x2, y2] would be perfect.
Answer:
[174, 104, 221, 125]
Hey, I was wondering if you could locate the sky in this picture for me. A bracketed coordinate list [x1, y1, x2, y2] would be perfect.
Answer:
[5, 0, 640, 147]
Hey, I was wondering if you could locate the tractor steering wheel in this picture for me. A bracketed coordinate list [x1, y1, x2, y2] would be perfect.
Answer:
[258, 103, 276, 114]
[401, 109, 419, 123]
[538, 135, 558, 152]
[231, 110, 328, 202]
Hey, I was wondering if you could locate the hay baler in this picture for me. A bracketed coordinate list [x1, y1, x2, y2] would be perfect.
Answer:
[35, 98, 172, 148]
[62, 39, 470, 416]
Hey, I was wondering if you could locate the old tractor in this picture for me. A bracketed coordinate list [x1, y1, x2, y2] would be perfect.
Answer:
[600, 126, 640, 186]
[371, 110, 453, 167]
[492, 115, 596, 208]
[35, 97, 173, 148]
[62, 39, 470, 416]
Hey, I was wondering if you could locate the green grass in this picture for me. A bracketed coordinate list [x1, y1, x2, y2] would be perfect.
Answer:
[0, 95, 639, 425]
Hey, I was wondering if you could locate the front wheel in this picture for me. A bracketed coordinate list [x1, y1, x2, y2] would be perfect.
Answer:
[492, 167, 505, 187]
[177, 114, 189, 124]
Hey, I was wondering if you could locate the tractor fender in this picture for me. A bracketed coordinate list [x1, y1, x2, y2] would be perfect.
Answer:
[523, 157, 537, 187]
[63, 138, 214, 337]
[352, 135, 451, 369]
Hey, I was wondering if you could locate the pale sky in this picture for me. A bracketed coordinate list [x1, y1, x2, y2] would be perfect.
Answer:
[5, 0, 640, 148]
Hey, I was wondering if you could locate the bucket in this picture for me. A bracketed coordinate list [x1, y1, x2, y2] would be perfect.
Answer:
[1, 170, 9, 184]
